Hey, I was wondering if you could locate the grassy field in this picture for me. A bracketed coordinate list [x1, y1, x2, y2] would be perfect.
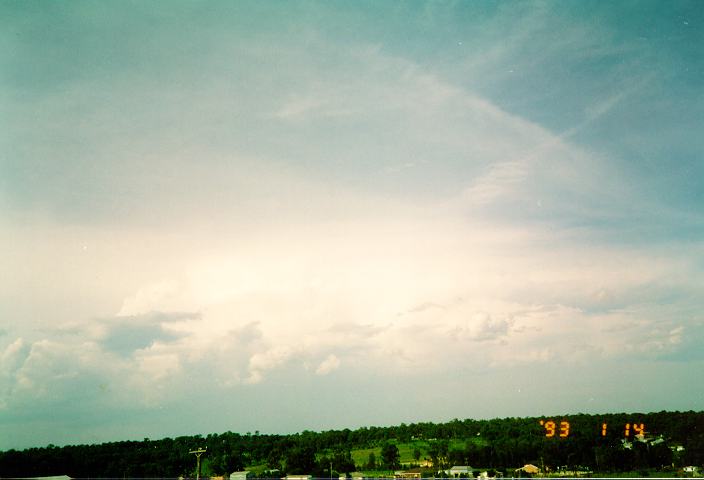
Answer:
[350, 438, 485, 468]
[350, 440, 434, 467]
[350, 446, 381, 467]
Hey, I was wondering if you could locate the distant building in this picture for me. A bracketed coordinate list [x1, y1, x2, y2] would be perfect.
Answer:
[231, 472, 254, 480]
[394, 469, 422, 479]
[449, 466, 473, 477]
[286, 475, 313, 480]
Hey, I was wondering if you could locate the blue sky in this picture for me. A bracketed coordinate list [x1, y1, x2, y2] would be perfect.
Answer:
[1, 1, 703, 450]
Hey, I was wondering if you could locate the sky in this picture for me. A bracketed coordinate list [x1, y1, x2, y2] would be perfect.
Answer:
[1, 0, 703, 451]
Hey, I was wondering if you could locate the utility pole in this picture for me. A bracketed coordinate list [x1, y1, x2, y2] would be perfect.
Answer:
[189, 447, 207, 480]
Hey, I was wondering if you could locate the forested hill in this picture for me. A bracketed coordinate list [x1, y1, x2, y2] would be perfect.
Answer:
[1, 411, 702, 478]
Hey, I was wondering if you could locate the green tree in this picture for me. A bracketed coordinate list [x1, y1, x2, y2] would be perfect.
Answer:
[267, 448, 283, 470]
[333, 448, 356, 474]
[381, 443, 400, 469]
[437, 440, 449, 469]
[428, 443, 439, 467]
[366, 452, 377, 470]
[285, 445, 317, 474]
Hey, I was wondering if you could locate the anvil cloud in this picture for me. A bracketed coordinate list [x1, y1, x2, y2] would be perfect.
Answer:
[1, 0, 702, 450]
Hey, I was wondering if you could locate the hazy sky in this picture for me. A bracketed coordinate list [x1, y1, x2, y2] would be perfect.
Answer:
[1, 1, 703, 450]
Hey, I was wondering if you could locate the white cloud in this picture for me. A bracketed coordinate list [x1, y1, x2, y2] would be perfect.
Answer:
[315, 354, 340, 376]
[0, 338, 30, 408]
[118, 281, 193, 317]
[463, 312, 513, 342]
[274, 93, 355, 120]
[127, 348, 182, 406]
[1, 338, 28, 374]
[246, 346, 300, 384]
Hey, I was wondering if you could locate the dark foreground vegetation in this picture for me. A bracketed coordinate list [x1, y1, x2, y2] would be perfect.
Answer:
[0, 411, 702, 478]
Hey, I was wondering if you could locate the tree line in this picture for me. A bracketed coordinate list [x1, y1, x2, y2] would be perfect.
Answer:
[0, 411, 702, 478]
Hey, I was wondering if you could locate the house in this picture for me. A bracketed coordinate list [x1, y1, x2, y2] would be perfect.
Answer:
[231, 471, 254, 480]
[449, 466, 473, 477]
